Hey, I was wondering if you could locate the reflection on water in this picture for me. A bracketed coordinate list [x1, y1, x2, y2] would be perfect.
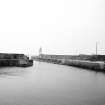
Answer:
[0, 61, 105, 105]
[0, 67, 32, 78]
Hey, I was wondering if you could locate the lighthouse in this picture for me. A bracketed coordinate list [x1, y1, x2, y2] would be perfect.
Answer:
[39, 47, 42, 58]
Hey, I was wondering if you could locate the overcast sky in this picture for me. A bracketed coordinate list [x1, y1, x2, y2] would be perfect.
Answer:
[0, 0, 105, 55]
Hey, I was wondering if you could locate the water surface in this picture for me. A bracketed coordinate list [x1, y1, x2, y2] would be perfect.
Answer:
[0, 61, 105, 105]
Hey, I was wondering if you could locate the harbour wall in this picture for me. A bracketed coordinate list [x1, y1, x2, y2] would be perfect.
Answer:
[61, 59, 105, 71]
[34, 54, 105, 72]
[0, 53, 33, 67]
[36, 54, 105, 61]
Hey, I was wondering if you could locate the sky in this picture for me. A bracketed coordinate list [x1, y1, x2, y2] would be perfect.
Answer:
[0, 0, 105, 55]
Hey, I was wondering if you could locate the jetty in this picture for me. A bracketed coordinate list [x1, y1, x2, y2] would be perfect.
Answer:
[0, 53, 33, 67]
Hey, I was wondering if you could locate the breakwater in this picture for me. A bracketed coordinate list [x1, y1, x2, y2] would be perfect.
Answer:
[0, 53, 33, 67]
[33, 54, 105, 72]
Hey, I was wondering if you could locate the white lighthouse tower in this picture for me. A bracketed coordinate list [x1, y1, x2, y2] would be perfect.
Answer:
[39, 47, 42, 58]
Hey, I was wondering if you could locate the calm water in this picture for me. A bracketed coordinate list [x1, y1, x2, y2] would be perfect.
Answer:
[0, 61, 105, 105]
